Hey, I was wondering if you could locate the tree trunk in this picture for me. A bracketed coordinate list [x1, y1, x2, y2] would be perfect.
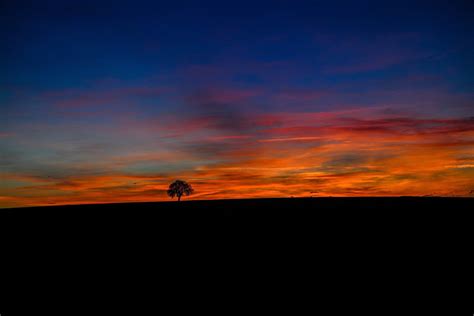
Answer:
[178, 195, 181, 202]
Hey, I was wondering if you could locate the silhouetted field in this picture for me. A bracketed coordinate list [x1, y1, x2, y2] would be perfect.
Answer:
[2, 196, 472, 214]
[1, 197, 472, 235]
[2, 197, 471, 257]
[1, 197, 471, 314]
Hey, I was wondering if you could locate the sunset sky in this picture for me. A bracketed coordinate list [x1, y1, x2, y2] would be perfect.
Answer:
[1, 1, 473, 207]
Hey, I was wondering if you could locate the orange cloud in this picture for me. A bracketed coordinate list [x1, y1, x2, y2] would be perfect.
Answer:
[2, 108, 473, 207]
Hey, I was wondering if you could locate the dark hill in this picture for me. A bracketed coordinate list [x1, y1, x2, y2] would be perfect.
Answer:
[1, 197, 471, 314]
[1, 197, 471, 238]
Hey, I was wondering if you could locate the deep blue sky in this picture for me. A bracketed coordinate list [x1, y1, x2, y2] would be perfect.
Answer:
[2, 1, 473, 91]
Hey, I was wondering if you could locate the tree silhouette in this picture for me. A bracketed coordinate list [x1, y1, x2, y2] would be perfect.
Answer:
[167, 180, 194, 202]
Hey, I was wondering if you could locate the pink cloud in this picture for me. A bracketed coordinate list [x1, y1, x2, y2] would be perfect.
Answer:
[185, 87, 263, 104]
[316, 32, 434, 74]
[326, 52, 422, 74]
[274, 89, 329, 102]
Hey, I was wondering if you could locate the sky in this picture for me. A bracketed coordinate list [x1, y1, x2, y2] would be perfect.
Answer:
[1, 0, 473, 207]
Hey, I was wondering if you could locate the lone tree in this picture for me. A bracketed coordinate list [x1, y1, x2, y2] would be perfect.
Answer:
[167, 180, 194, 202]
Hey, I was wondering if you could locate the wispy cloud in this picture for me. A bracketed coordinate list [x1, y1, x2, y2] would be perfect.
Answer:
[3, 104, 473, 207]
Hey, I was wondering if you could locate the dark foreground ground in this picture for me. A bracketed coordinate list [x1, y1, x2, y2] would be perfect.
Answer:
[1, 197, 472, 314]
[2, 195, 473, 214]
[1, 197, 472, 231]
[1, 197, 472, 237]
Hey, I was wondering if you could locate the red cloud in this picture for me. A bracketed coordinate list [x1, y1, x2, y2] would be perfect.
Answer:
[3, 106, 473, 207]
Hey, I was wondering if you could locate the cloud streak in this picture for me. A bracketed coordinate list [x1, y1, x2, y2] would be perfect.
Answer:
[2, 103, 473, 207]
